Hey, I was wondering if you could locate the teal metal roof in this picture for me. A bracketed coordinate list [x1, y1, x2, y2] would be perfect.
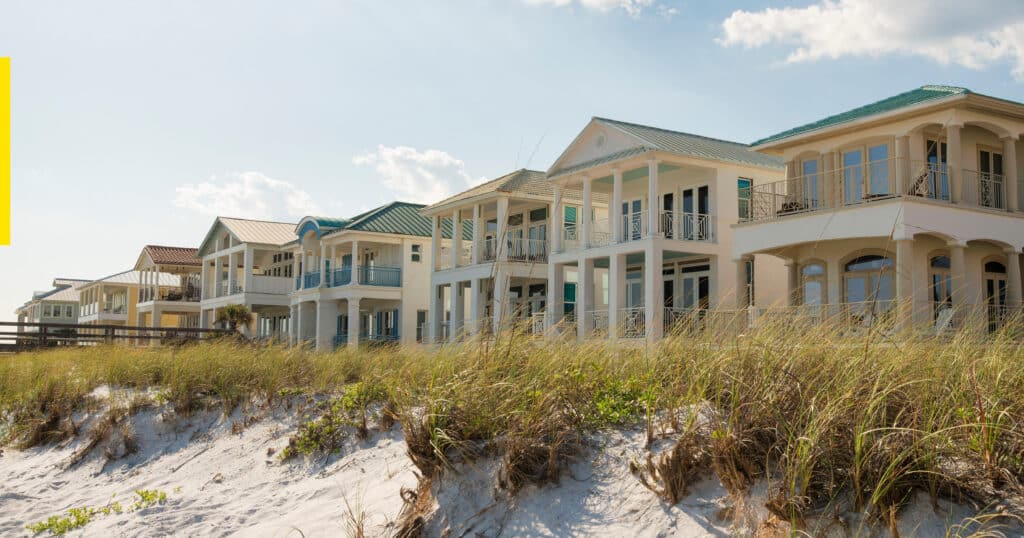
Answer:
[752, 85, 970, 147]
[310, 216, 348, 229]
[590, 117, 784, 171]
[320, 201, 473, 240]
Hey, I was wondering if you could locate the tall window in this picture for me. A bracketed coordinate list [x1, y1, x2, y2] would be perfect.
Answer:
[843, 255, 894, 312]
[843, 143, 891, 203]
[737, 178, 752, 220]
[801, 262, 826, 308]
[984, 260, 1008, 331]
[929, 255, 952, 318]
[801, 161, 819, 209]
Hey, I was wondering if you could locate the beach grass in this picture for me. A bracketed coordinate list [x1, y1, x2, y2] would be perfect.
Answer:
[3, 314, 1024, 531]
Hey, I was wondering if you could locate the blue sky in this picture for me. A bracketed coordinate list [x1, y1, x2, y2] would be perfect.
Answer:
[3, 0, 1024, 320]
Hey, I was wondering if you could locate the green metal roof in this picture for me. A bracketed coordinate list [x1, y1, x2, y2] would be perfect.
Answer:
[589, 117, 784, 171]
[319, 201, 473, 240]
[310, 216, 348, 229]
[752, 85, 970, 147]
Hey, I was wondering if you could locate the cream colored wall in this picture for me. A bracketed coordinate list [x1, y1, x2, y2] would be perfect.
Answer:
[401, 236, 432, 343]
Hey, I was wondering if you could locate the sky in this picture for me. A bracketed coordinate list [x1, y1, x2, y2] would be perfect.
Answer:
[2, 0, 1024, 320]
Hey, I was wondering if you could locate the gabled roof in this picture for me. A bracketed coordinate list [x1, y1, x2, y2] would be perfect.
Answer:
[139, 245, 200, 267]
[198, 216, 297, 255]
[53, 278, 90, 288]
[83, 269, 181, 288]
[549, 118, 783, 178]
[752, 85, 976, 147]
[423, 169, 548, 212]
[325, 201, 435, 238]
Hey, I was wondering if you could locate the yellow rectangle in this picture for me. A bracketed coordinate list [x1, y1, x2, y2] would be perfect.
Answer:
[0, 57, 8, 245]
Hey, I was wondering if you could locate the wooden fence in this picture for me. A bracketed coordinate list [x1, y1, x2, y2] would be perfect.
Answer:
[0, 321, 236, 352]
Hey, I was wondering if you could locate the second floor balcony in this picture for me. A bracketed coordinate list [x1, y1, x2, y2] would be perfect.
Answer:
[437, 237, 550, 269]
[561, 210, 715, 251]
[296, 265, 403, 291]
[741, 157, 1022, 224]
[141, 285, 202, 303]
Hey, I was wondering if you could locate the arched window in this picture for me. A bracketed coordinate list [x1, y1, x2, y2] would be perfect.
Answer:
[800, 262, 826, 307]
[929, 254, 952, 318]
[843, 254, 894, 310]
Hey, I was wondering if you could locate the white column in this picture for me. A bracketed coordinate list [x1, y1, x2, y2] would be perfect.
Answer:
[291, 254, 299, 290]
[430, 215, 441, 271]
[200, 309, 210, 331]
[577, 257, 592, 340]
[243, 246, 254, 293]
[471, 204, 481, 264]
[948, 241, 967, 314]
[644, 246, 664, 342]
[786, 260, 799, 307]
[451, 209, 462, 268]
[347, 299, 360, 349]
[329, 245, 337, 286]
[895, 239, 914, 330]
[315, 299, 339, 352]
[552, 184, 563, 253]
[608, 253, 625, 340]
[611, 168, 623, 243]
[1003, 136, 1019, 212]
[1005, 248, 1022, 308]
[546, 263, 564, 330]
[581, 176, 592, 248]
[227, 253, 237, 295]
[351, 240, 360, 284]
[947, 124, 963, 204]
[493, 267, 508, 334]
[428, 284, 441, 343]
[647, 158, 660, 237]
[496, 197, 509, 262]
[138, 270, 145, 302]
[468, 278, 481, 335]
[288, 304, 297, 344]
[451, 281, 464, 342]
[319, 243, 328, 288]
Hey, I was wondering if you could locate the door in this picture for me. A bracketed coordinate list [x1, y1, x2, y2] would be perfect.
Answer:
[622, 199, 642, 241]
[679, 264, 711, 310]
[925, 140, 949, 200]
[985, 261, 1008, 331]
[528, 222, 547, 260]
[843, 149, 864, 204]
[978, 149, 1005, 208]
[661, 193, 674, 238]
[507, 224, 524, 259]
[680, 186, 710, 240]
[801, 160, 819, 209]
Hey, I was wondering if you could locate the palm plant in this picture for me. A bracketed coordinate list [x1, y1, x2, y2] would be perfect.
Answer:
[215, 304, 252, 333]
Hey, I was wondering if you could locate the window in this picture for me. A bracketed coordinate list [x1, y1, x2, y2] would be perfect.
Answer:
[746, 258, 755, 306]
[529, 207, 548, 222]
[411, 244, 422, 263]
[416, 310, 427, 342]
[843, 143, 891, 203]
[930, 255, 952, 317]
[801, 262, 826, 308]
[64, 305, 73, 318]
[43, 305, 52, 317]
[843, 254, 894, 312]
[737, 178, 752, 220]
[801, 161, 819, 209]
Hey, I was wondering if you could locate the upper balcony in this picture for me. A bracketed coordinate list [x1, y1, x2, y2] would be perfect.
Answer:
[215, 275, 293, 298]
[740, 157, 1023, 224]
[561, 210, 715, 251]
[437, 237, 549, 270]
[295, 265, 403, 291]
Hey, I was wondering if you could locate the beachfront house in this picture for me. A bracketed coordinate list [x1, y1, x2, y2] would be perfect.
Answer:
[288, 202, 433, 350]
[134, 245, 202, 330]
[14, 278, 89, 339]
[197, 217, 296, 339]
[734, 85, 1024, 333]
[543, 118, 788, 342]
[420, 169, 605, 341]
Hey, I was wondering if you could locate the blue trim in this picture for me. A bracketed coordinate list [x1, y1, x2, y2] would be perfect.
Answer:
[297, 220, 321, 239]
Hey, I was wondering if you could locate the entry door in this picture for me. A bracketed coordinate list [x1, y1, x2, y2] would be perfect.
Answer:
[978, 149, 1005, 208]
[626, 271, 643, 308]
[528, 223, 546, 259]
[622, 199, 642, 240]
[986, 266, 1007, 331]
[679, 266, 711, 310]
[661, 193, 674, 238]
[925, 140, 949, 200]
[680, 186, 709, 240]
[507, 226, 524, 259]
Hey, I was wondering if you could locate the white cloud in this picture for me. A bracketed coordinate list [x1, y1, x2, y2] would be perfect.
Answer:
[353, 145, 485, 204]
[174, 171, 319, 220]
[719, 0, 1024, 78]
[525, 0, 658, 17]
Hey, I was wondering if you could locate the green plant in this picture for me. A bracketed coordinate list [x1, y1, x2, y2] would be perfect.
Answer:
[215, 304, 252, 332]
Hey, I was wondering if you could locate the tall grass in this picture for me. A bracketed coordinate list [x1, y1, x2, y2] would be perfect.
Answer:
[3, 315, 1024, 530]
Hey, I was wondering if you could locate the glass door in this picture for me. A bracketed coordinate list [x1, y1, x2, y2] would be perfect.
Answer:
[979, 149, 1005, 208]
[622, 199, 642, 241]
[985, 261, 1008, 331]
[661, 192, 674, 238]
[925, 140, 949, 200]
[680, 186, 709, 240]
[843, 150, 864, 204]
[801, 159, 819, 209]
[527, 222, 546, 260]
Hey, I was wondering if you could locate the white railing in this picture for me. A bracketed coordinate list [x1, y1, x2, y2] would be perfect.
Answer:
[507, 238, 548, 263]
[249, 275, 293, 295]
[620, 211, 648, 242]
[477, 238, 498, 262]
[742, 157, 1021, 223]
[659, 211, 714, 242]
[589, 218, 613, 247]
[562, 224, 580, 251]
[619, 307, 646, 338]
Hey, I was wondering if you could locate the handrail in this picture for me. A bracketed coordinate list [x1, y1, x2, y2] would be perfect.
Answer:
[357, 265, 401, 287]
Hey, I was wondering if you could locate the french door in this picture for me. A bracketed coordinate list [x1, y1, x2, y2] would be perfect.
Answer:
[924, 140, 949, 200]
[621, 199, 643, 241]
[978, 149, 1005, 209]
[680, 186, 709, 240]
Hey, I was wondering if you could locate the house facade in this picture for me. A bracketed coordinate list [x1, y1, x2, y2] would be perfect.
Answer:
[287, 202, 433, 350]
[421, 169, 605, 341]
[15, 278, 89, 337]
[734, 85, 1024, 332]
[134, 245, 202, 330]
[542, 118, 788, 342]
[197, 217, 296, 339]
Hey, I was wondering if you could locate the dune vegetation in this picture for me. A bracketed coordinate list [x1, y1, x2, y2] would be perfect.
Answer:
[3, 313, 1024, 535]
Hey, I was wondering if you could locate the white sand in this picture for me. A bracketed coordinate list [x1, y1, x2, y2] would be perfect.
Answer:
[0, 392, 1015, 537]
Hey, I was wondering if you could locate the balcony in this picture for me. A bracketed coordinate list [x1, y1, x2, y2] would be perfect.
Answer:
[142, 286, 202, 302]
[741, 158, 1022, 224]
[561, 211, 715, 251]
[507, 238, 548, 263]
[357, 265, 401, 286]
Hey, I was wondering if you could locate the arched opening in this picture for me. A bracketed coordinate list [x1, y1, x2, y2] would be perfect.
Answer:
[843, 254, 894, 317]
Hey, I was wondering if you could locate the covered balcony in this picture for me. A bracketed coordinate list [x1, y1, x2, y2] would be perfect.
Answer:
[205, 246, 294, 299]
[293, 237, 404, 292]
[432, 198, 554, 271]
